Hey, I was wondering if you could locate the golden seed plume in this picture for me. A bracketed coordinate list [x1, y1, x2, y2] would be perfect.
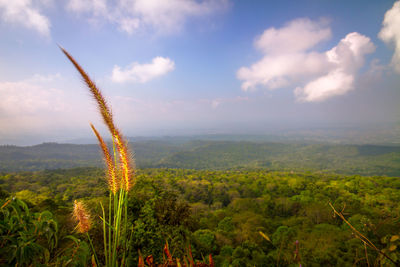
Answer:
[114, 135, 135, 191]
[73, 200, 91, 233]
[90, 123, 119, 194]
[59, 46, 115, 134]
[60, 46, 135, 192]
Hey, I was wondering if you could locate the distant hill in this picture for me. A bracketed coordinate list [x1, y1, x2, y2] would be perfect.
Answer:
[154, 141, 400, 176]
[0, 140, 399, 176]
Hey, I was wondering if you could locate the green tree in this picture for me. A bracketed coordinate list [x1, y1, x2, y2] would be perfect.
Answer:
[0, 198, 58, 266]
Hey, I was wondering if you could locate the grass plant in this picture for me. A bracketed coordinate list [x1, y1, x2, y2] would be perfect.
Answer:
[60, 46, 134, 267]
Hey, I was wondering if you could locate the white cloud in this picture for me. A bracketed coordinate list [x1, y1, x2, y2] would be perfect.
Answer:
[296, 32, 375, 102]
[237, 52, 332, 91]
[65, 0, 229, 35]
[237, 18, 375, 102]
[295, 70, 354, 102]
[0, 0, 51, 37]
[254, 18, 331, 54]
[111, 57, 175, 83]
[237, 18, 333, 91]
[118, 17, 140, 34]
[66, 0, 107, 16]
[118, 0, 228, 34]
[379, 0, 400, 73]
[36, 0, 54, 8]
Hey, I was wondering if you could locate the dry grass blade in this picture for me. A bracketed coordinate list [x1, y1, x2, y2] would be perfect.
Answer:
[0, 199, 11, 209]
[259, 231, 271, 242]
[329, 202, 398, 266]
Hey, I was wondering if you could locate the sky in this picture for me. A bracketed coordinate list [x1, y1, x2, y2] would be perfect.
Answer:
[0, 0, 399, 145]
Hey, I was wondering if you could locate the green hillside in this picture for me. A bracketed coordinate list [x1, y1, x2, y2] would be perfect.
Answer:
[1, 141, 399, 176]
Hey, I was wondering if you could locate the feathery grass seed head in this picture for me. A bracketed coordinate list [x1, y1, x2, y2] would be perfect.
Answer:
[114, 134, 135, 191]
[60, 46, 136, 192]
[73, 200, 91, 233]
[59, 46, 116, 134]
[90, 124, 119, 194]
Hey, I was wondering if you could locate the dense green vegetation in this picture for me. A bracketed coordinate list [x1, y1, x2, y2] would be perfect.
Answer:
[1, 167, 399, 266]
[1, 141, 399, 176]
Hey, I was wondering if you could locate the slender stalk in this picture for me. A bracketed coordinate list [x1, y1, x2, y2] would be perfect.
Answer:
[112, 190, 118, 266]
[87, 233, 99, 267]
[364, 242, 370, 267]
[329, 203, 398, 266]
[117, 189, 124, 239]
[112, 190, 119, 266]
[101, 202, 108, 267]
[109, 191, 112, 266]
[109, 135, 120, 267]
[112, 188, 124, 266]
[122, 191, 128, 264]
[126, 224, 134, 264]
[111, 136, 118, 267]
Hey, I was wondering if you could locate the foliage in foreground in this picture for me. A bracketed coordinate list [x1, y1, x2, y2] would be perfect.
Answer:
[1, 168, 400, 266]
[0, 197, 57, 266]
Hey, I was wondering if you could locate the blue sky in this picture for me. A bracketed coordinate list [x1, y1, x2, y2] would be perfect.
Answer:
[0, 0, 399, 145]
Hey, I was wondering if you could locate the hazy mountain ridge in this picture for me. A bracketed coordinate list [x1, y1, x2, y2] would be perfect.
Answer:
[0, 140, 399, 176]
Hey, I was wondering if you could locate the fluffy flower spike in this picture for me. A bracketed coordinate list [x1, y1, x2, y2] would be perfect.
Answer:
[60, 46, 135, 192]
[90, 124, 119, 194]
[73, 200, 91, 233]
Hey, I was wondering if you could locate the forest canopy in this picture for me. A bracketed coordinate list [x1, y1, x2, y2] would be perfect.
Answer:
[1, 167, 399, 266]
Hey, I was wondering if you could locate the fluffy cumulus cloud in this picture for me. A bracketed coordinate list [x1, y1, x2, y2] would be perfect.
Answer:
[379, 0, 400, 73]
[111, 56, 175, 83]
[254, 18, 332, 54]
[65, 0, 229, 34]
[0, 0, 51, 37]
[296, 32, 375, 102]
[237, 18, 375, 102]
